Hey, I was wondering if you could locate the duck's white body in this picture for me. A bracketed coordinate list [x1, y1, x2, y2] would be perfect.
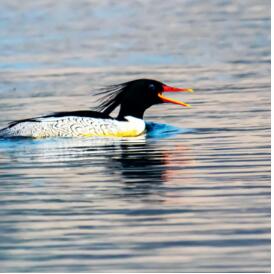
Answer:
[0, 116, 146, 138]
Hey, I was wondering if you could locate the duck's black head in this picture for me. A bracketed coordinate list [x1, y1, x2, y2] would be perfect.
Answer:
[96, 79, 193, 120]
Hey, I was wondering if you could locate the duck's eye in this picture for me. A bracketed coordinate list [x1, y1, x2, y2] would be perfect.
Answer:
[148, 84, 156, 92]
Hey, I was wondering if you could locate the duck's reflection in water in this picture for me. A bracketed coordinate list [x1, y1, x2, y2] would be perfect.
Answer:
[1, 136, 194, 198]
[105, 141, 167, 199]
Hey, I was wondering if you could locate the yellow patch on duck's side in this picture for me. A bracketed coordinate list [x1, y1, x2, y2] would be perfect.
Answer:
[81, 129, 141, 138]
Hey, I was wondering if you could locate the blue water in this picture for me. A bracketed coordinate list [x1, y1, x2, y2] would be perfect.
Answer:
[0, 0, 270, 272]
[146, 122, 193, 138]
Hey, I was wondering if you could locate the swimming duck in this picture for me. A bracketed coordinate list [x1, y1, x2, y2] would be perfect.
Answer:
[0, 79, 193, 138]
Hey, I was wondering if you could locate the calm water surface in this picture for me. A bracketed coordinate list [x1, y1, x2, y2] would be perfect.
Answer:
[0, 0, 270, 272]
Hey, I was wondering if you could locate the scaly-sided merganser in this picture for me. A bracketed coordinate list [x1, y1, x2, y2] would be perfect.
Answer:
[0, 79, 193, 138]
